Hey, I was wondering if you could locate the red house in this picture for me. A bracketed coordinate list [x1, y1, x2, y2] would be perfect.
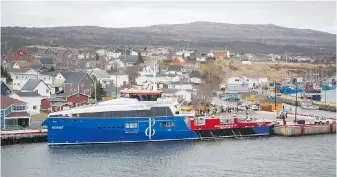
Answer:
[1, 48, 33, 61]
[40, 93, 89, 113]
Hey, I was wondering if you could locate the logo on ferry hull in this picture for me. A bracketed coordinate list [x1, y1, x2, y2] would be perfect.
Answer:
[145, 118, 156, 139]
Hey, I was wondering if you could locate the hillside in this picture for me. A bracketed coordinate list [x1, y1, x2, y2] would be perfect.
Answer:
[1, 22, 336, 55]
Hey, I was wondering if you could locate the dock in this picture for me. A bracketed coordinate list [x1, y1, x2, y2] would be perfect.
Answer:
[1, 129, 48, 146]
[272, 124, 336, 136]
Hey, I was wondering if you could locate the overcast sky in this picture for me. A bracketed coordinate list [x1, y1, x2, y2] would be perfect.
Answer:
[1, 1, 336, 33]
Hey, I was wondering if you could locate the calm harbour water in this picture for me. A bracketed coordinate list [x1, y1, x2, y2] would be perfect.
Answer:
[2, 135, 336, 177]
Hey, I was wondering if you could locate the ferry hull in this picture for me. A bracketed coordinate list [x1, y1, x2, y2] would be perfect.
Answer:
[194, 126, 272, 138]
[43, 116, 200, 145]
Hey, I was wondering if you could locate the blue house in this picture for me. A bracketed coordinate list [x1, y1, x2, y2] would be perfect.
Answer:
[0, 81, 12, 96]
[1, 95, 30, 129]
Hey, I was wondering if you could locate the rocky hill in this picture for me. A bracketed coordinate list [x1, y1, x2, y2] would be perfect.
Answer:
[1, 22, 336, 55]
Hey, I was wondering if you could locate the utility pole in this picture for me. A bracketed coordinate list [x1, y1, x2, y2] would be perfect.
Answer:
[294, 79, 298, 123]
[274, 81, 277, 110]
[94, 81, 97, 104]
[115, 75, 118, 98]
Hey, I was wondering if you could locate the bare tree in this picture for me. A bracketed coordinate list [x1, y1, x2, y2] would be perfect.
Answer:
[124, 66, 139, 84]
[193, 82, 213, 105]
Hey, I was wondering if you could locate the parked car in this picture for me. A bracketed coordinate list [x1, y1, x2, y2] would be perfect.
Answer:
[314, 117, 330, 125]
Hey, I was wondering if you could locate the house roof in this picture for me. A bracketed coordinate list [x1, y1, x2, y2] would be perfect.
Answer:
[90, 68, 110, 79]
[6, 112, 30, 118]
[161, 88, 180, 94]
[170, 58, 184, 66]
[1, 53, 16, 60]
[189, 70, 202, 78]
[109, 70, 127, 75]
[0, 95, 26, 109]
[21, 79, 44, 91]
[226, 85, 250, 93]
[120, 55, 138, 62]
[168, 65, 182, 72]
[13, 60, 38, 68]
[210, 50, 229, 57]
[55, 92, 88, 98]
[104, 86, 122, 96]
[61, 72, 87, 84]
[1, 82, 12, 96]
[39, 58, 54, 65]
[14, 91, 42, 97]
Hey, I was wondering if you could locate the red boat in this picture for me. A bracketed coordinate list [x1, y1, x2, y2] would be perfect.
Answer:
[189, 117, 273, 138]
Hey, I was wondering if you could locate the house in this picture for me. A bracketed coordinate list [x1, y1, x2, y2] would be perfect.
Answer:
[37, 58, 55, 68]
[170, 57, 185, 66]
[168, 81, 194, 90]
[38, 70, 57, 85]
[104, 85, 122, 99]
[1, 81, 12, 96]
[1, 58, 12, 70]
[189, 70, 202, 84]
[107, 51, 121, 59]
[11, 60, 38, 69]
[167, 65, 183, 75]
[109, 71, 129, 87]
[62, 72, 94, 96]
[40, 92, 89, 113]
[21, 79, 51, 97]
[1, 48, 33, 61]
[208, 50, 230, 59]
[1, 77, 7, 84]
[245, 75, 268, 89]
[10, 91, 42, 115]
[88, 68, 111, 88]
[120, 55, 138, 66]
[1, 95, 30, 129]
[53, 72, 67, 85]
[227, 76, 246, 85]
[196, 54, 207, 62]
[10, 69, 39, 90]
[161, 88, 195, 102]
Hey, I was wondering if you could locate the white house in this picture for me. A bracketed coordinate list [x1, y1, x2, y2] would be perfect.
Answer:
[246, 76, 268, 89]
[10, 91, 42, 115]
[88, 68, 111, 88]
[130, 51, 138, 56]
[1, 77, 7, 84]
[189, 77, 201, 84]
[107, 51, 121, 59]
[21, 79, 51, 97]
[38, 72, 55, 85]
[162, 89, 195, 102]
[96, 49, 107, 56]
[227, 76, 246, 85]
[135, 74, 180, 86]
[109, 71, 129, 87]
[10, 69, 39, 90]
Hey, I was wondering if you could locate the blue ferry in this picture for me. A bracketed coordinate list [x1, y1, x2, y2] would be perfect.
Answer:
[42, 89, 272, 145]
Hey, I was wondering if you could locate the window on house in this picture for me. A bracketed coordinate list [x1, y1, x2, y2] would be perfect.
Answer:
[46, 89, 49, 93]
[235, 79, 240, 82]
[16, 76, 18, 79]
[33, 106, 37, 110]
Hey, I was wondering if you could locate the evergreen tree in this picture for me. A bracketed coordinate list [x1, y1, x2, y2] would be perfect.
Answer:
[91, 81, 106, 102]
[136, 51, 144, 65]
[1, 65, 12, 83]
[48, 66, 55, 72]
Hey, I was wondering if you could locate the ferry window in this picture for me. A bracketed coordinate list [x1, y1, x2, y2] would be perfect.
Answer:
[160, 122, 175, 127]
[125, 123, 130, 128]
